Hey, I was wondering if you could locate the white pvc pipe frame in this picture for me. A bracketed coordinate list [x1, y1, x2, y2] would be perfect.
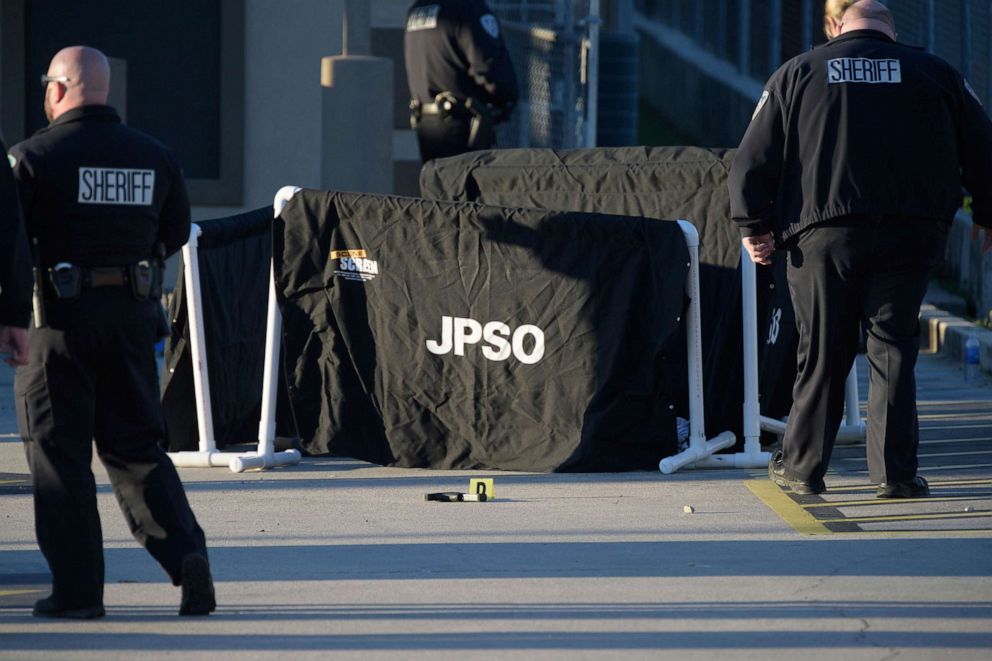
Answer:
[658, 222, 738, 473]
[660, 241, 866, 473]
[167, 187, 303, 473]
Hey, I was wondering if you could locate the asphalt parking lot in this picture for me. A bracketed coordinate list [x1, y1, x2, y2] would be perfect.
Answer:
[1, 328, 990, 660]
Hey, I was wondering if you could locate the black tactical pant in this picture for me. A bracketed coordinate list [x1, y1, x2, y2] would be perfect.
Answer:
[16, 289, 207, 609]
[415, 114, 494, 164]
[780, 215, 948, 485]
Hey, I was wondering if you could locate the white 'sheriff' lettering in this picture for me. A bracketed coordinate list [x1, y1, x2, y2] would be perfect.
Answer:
[827, 58, 901, 84]
[406, 4, 439, 31]
[78, 167, 155, 205]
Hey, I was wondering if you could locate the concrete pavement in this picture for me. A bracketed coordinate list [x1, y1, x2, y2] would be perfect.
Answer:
[1, 305, 990, 659]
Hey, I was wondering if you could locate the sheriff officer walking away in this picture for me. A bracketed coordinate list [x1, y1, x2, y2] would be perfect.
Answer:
[9, 45, 215, 618]
[728, 1, 992, 497]
[405, 0, 519, 163]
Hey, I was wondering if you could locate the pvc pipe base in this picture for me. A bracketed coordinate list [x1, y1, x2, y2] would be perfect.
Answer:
[659, 431, 737, 474]
[692, 448, 771, 469]
[169, 450, 251, 468]
[229, 449, 302, 474]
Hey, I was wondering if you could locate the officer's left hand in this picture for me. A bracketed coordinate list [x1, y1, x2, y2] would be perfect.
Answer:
[0, 326, 28, 367]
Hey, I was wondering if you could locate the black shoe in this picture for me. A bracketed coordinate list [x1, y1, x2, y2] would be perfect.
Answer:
[768, 450, 826, 495]
[33, 596, 105, 619]
[179, 553, 216, 616]
[877, 475, 930, 499]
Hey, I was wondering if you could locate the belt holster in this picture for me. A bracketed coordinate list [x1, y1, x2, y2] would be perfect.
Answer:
[48, 263, 82, 299]
[129, 260, 162, 300]
[465, 97, 494, 149]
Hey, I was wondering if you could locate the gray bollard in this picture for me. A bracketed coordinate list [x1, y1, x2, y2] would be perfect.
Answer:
[320, 55, 394, 195]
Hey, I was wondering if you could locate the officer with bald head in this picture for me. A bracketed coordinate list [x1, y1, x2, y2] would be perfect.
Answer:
[9, 46, 214, 618]
[729, 1, 992, 498]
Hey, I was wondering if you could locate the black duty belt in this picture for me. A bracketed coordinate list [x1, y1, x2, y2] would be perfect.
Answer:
[85, 266, 130, 288]
[47, 262, 160, 300]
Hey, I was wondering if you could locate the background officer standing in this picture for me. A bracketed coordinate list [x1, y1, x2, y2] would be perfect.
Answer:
[404, 0, 519, 163]
[0, 135, 30, 367]
[728, 1, 992, 497]
[10, 45, 214, 618]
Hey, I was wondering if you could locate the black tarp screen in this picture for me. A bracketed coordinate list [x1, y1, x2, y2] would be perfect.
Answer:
[420, 146, 798, 443]
[274, 190, 691, 472]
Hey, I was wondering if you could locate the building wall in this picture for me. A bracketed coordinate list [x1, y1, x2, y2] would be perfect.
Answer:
[194, 0, 345, 220]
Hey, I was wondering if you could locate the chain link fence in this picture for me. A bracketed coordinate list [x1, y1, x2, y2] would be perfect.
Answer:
[489, 1, 594, 148]
[635, 0, 991, 109]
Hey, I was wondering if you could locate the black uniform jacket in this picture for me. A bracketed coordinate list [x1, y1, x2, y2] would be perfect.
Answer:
[729, 29, 992, 242]
[9, 105, 191, 270]
[404, 0, 518, 115]
[0, 136, 31, 327]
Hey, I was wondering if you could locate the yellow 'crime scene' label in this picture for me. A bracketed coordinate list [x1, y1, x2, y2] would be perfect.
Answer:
[330, 249, 367, 259]
[469, 478, 494, 500]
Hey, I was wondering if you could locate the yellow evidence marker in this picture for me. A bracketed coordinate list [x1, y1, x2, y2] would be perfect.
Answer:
[469, 478, 495, 501]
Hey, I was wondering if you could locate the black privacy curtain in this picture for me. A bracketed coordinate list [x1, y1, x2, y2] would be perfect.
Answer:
[274, 190, 691, 472]
[420, 146, 799, 445]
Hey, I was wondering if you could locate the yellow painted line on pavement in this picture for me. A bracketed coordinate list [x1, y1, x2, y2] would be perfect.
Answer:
[920, 437, 992, 445]
[818, 510, 992, 524]
[747, 480, 831, 535]
[821, 478, 992, 492]
[917, 450, 992, 459]
[803, 495, 992, 508]
[0, 589, 41, 597]
[919, 413, 992, 421]
[849, 464, 992, 473]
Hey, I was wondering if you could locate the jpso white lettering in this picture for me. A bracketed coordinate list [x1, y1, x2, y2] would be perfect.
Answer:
[426, 316, 545, 364]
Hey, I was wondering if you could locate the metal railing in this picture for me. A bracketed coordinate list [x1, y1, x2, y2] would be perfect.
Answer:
[635, 0, 992, 109]
[489, 0, 599, 148]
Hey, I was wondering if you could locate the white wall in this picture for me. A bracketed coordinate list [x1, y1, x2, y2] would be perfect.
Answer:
[193, 0, 344, 220]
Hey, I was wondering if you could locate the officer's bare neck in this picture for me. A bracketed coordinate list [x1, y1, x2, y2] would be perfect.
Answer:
[44, 45, 111, 123]
[838, 0, 897, 40]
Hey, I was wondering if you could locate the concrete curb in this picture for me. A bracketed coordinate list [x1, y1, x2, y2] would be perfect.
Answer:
[919, 303, 992, 375]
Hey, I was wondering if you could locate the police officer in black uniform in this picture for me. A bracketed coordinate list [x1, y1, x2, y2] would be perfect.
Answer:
[728, 1, 992, 497]
[0, 135, 31, 367]
[10, 46, 214, 618]
[404, 0, 519, 163]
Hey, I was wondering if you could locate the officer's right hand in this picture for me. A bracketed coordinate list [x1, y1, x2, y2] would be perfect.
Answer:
[743, 233, 776, 266]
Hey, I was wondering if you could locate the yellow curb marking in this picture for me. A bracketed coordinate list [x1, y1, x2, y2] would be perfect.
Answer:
[0, 589, 42, 597]
[803, 495, 992, 508]
[818, 510, 992, 524]
[746, 480, 831, 535]
[920, 437, 992, 445]
[812, 478, 992, 492]
[848, 464, 992, 473]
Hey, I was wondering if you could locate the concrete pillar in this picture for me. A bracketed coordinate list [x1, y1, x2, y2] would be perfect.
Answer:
[320, 54, 393, 194]
[107, 57, 127, 122]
